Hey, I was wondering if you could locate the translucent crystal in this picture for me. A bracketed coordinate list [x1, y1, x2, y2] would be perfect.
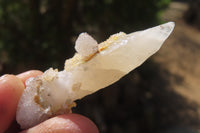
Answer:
[16, 22, 175, 129]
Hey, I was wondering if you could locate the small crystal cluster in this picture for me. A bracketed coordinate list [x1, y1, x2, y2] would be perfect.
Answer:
[16, 22, 175, 129]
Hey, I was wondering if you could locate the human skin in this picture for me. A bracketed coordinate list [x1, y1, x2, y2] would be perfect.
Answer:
[0, 70, 99, 133]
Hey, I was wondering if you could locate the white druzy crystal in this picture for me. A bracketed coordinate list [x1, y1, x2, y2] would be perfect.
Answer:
[75, 33, 98, 57]
[16, 22, 175, 129]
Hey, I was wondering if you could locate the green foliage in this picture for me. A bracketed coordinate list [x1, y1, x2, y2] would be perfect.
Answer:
[0, 0, 170, 74]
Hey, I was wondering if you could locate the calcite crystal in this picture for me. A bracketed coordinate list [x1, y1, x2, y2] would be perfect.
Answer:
[16, 22, 175, 129]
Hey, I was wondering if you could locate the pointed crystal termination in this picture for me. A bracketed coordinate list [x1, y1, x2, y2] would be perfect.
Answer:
[16, 22, 175, 129]
[65, 22, 175, 99]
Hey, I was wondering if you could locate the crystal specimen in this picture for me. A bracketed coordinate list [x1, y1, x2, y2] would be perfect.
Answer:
[16, 22, 175, 129]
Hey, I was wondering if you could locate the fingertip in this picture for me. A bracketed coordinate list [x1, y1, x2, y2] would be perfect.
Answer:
[0, 75, 25, 133]
[0, 74, 25, 104]
[17, 70, 43, 84]
[21, 114, 99, 133]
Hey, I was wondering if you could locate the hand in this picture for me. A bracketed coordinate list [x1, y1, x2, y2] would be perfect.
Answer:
[0, 70, 99, 133]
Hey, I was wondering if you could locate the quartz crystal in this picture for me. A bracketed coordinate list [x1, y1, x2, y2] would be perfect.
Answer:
[16, 22, 175, 129]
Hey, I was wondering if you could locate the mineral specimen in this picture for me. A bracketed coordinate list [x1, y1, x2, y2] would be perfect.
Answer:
[16, 22, 175, 129]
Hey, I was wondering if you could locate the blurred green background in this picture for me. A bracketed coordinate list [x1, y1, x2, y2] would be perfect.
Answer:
[2, 0, 200, 133]
[0, 0, 170, 73]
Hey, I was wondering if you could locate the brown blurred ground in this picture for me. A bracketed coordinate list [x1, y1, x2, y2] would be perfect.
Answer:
[155, 1, 200, 132]
[158, 1, 200, 113]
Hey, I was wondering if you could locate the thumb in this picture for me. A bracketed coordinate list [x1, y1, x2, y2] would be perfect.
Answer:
[21, 114, 99, 133]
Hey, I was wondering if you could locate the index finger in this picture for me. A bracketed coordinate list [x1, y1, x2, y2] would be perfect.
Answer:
[0, 75, 25, 132]
[0, 70, 42, 132]
[17, 70, 43, 84]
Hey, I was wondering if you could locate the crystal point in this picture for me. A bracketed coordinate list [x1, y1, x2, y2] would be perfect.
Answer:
[16, 22, 175, 129]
